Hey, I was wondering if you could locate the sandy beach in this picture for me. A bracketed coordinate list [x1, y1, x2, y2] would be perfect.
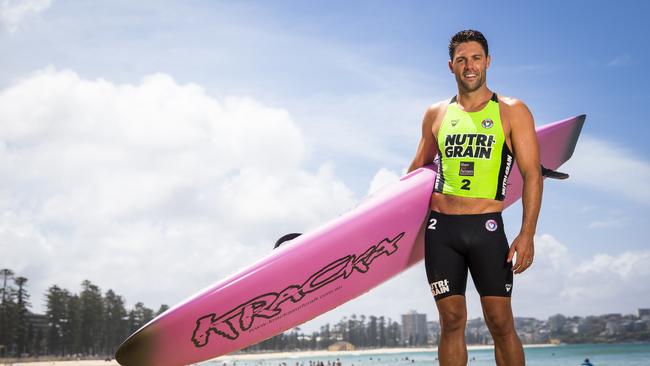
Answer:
[214, 344, 556, 361]
[216, 347, 443, 361]
[6, 361, 119, 366]
[4, 344, 557, 365]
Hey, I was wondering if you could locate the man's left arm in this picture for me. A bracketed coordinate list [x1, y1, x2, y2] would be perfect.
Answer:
[506, 100, 542, 274]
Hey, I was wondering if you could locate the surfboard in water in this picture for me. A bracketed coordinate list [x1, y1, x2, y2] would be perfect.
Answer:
[115, 115, 586, 366]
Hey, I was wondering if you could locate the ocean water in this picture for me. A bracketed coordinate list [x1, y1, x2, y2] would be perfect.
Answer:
[205, 343, 650, 366]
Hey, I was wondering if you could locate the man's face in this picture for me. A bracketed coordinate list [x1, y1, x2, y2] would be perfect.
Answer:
[448, 41, 491, 93]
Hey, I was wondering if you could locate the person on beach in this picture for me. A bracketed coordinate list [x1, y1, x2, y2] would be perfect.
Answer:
[408, 29, 541, 366]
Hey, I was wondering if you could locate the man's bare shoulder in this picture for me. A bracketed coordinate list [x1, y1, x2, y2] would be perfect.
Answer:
[498, 95, 533, 120]
[423, 99, 448, 123]
[499, 95, 528, 110]
[498, 95, 528, 108]
[425, 99, 447, 114]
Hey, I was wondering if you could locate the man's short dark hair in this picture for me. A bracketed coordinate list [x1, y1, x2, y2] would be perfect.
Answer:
[448, 30, 489, 60]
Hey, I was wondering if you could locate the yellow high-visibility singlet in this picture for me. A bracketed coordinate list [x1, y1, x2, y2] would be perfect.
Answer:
[434, 93, 513, 200]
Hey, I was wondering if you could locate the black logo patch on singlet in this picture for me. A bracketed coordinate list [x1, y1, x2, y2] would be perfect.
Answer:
[459, 162, 474, 176]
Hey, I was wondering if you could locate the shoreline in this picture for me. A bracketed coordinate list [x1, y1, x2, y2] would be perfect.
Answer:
[215, 344, 558, 361]
[4, 344, 557, 365]
[5, 361, 119, 366]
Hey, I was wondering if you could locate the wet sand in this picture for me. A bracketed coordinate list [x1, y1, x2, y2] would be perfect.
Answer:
[7, 361, 119, 366]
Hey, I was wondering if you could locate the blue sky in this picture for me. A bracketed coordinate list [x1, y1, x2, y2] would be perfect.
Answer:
[1, 0, 649, 332]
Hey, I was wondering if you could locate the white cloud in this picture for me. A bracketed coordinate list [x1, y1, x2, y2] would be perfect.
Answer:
[0, 67, 356, 311]
[0, 0, 51, 33]
[563, 135, 650, 204]
[366, 167, 401, 196]
[571, 251, 650, 280]
[559, 250, 650, 308]
[514, 234, 650, 318]
[588, 217, 626, 229]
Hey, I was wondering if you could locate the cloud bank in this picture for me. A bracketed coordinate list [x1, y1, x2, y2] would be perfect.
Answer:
[0, 0, 51, 33]
[564, 135, 650, 204]
[513, 234, 650, 318]
[0, 67, 355, 310]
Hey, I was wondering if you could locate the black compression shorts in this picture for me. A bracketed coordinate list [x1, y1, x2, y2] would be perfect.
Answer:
[424, 211, 513, 300]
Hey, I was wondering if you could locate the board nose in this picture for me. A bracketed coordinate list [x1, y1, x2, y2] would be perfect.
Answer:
[115, 327, 155, 366]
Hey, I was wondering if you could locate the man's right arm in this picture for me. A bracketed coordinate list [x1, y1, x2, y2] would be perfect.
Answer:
[407, 104, 440, 173]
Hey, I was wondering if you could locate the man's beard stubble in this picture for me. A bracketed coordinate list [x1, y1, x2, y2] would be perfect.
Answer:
[456, 72, 486, 94]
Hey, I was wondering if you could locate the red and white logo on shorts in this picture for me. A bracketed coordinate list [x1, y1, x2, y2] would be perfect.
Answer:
[485, 219, 498, 232]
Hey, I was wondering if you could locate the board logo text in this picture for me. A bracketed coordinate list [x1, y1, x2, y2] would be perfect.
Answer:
[191, 232, 406, 347]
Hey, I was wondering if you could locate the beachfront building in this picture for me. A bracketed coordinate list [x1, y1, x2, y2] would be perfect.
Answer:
[401, 310, 427, 346]
[547, 314, 566, 333]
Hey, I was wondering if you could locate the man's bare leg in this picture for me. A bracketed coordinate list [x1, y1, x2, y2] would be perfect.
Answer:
[436, 295, 468, 366]
[481, 296, 524, 366]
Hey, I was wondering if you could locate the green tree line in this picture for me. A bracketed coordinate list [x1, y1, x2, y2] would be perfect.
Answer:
[245, 314, 404, 352]
[1, 268, 405, 358]
[0, 268, 168, 358]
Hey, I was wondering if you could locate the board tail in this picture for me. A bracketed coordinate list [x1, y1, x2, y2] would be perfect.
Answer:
[538, 114, 585, 169]
[503, 114, 586, 208]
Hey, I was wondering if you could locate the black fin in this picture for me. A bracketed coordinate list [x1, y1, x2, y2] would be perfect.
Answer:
[274, 233, 302, 249]
[541, 165, 569, 180]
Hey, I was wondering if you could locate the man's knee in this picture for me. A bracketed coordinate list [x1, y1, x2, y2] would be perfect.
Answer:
[481, 297, 516, 337]
[439, 308, 467, 333]
[436, 295, 467, 333]
[484, 309, 515, 337]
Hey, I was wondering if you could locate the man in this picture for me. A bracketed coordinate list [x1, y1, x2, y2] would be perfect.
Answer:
[408, 30, 542, 366]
